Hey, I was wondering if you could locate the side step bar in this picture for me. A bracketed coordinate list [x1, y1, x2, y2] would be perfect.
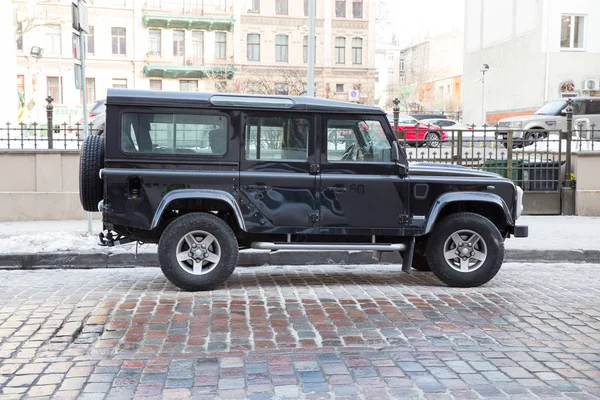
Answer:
[251, 242, 406, 252]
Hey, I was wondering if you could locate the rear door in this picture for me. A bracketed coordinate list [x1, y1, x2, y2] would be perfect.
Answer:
[318, 115, 409, 235]
[239, 113, 318, 233]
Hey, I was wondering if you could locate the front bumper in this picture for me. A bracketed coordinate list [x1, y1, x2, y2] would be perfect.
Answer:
[513, 225, 529, 238]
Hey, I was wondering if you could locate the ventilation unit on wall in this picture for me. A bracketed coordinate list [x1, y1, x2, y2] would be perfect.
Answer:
[583, 79, 600, 92]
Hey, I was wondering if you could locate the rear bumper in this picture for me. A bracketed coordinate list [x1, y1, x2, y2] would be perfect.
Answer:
[513, 225, 529, 238]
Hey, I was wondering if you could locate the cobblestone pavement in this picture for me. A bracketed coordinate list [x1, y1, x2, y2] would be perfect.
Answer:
[0, 264, 599, 399]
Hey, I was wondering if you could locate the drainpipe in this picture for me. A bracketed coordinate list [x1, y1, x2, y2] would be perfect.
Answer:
[543, 0, 550, 103]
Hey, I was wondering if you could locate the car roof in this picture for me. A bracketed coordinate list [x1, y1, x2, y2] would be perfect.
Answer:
[106, 89, 385, 115]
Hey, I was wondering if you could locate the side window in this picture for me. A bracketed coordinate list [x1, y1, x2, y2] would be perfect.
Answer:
[121, 112, 228, 156]
[245, 116, 309, 161]
[327, 118, 391, 163]
[572, 100, 586, 115]
[587, 100, 600, 115]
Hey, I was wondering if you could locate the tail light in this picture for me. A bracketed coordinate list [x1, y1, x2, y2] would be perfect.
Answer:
[90, 113, 98, 118]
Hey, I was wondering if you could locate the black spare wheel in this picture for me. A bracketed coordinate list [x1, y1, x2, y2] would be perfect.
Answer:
[79, 135, 105, 212]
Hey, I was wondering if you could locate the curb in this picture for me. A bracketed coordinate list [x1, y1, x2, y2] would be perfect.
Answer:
[0, 249, 598, 269]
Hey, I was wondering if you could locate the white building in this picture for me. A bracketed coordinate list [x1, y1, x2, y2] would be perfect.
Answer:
[374, 42, 403, 110]
[463, 0, 600, 125]
[14, 0, 376, 126]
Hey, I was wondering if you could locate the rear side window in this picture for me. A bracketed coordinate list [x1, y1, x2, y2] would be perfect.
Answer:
[121, 112, 228, 156]
[588, 101, 600, 115]
[245, 116, 309, 161]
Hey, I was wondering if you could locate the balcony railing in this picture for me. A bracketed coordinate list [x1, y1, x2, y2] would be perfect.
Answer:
[143, 0, 233, 16]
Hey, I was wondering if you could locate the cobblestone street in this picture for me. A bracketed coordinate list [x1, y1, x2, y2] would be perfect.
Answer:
[0, 264, 599, 399]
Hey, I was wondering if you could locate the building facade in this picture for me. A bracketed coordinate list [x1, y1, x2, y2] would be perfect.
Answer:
[463, 0, 600, 125]
[397, 30, 463, 114]
[374, 42, 403, 110]
[13, 0, 376, 125]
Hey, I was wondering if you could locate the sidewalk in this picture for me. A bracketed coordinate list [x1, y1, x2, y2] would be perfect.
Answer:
[0, 216, 599, 268]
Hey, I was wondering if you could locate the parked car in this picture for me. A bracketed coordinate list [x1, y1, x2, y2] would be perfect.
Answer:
[74, 99, 106, 137]
[497, 97, 600, 148]
[387, 113, 448, 148]
[78, 89, 527, 291]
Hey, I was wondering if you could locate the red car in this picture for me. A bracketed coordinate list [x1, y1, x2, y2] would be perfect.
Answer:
[387, 114, 448, 148]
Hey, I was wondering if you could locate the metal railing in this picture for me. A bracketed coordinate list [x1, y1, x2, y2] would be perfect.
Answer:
[143, 0, 233, 15]
[0, 122, 102, 150]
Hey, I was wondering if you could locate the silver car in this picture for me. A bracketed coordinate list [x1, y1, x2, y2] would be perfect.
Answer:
[497, 97, 600, 148]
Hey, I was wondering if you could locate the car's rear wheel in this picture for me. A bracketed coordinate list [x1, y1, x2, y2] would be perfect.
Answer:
[425, 132, 441, 148]
[79, 135, 104, 212]
[158, 212, 238, 291]
[426, 212, 504, 287]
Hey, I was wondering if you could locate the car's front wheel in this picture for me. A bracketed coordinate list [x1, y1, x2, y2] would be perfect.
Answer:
[426, 212, 504, 287]
[158, 212, 238, 291]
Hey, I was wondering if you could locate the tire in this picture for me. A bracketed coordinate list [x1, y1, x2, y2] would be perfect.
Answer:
[79, 135, 104, 212]
[411, 250, 431, 272]
[158, 212, 238, 291]
[425, 132, 441, 148]
[426, 212, 504, 287]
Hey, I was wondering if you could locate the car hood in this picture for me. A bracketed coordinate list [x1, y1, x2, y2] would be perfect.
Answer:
[409, 162, 504, 179]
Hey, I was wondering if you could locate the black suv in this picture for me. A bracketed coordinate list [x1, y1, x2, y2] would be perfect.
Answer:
[79, 89, 528, 291]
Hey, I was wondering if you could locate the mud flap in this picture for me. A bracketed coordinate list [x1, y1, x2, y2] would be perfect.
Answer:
[401, 237, 415, 272]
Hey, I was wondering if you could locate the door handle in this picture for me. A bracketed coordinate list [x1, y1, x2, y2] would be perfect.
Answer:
[244, 184, 269, 192]
[327, 186, 347, 194]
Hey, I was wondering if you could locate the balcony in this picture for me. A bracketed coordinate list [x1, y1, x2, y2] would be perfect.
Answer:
[142, 0, 234, 31]
[143, 57, 236, 79]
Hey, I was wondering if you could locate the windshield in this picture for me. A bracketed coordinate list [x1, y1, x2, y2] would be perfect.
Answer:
[534, 100, 566, 116]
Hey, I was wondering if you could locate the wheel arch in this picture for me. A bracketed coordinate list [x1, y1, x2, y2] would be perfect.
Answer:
[424, 192, 513, 235]
[151, 189, 247, 232]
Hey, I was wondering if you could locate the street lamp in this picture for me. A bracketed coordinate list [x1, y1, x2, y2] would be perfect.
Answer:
[481, 63, 489, 125]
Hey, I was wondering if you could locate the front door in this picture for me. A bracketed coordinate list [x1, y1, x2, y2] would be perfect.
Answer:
[239, 113, 317, 233]
[319, 115, 409, 235]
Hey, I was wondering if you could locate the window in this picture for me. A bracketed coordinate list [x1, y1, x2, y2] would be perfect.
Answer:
[336, 84, 344, 93]
[335, 0, 346, 17]
[192, 31, 203, 64]
[275, 35, 288, 62]
[352, 0, 363, 18]
[112, 78, 127, 88]
[388, 69, 394, 76]
[180, 80, 198, 92]
[121, 113, 228, 156]
[249, 0, 259, 13]
[247, 34, 260, 61]
[215, 32, 227, 60]
[276, 0, 288, 15]
[304, 0, 308, 16]
[83, 78, 95, 104]
[148, 29, 161, 56]
[245, 117, 309, 161]
[561, 15, 585, 49]
[327, 119, 391, 162]
[455, 82, 460, 94]
[589, 101, 600, 115]
[16, 22, 23, 51]
[150, 80, 162, 90]
[335, 37, 345, 64]
[399, 75, 405, 85]
[303, 36, 316, 63]
[399, 60, 404, 71]
[47, 77, 63, 104]
[112, 27, 126, 55]
[87, 26, 95, 55]
[46, 25, 62, 54]
[351, 38, 362, 64]
[173, 30, 185, 63]
[17, 75, 24, 92]
[388, 53, 394, 61]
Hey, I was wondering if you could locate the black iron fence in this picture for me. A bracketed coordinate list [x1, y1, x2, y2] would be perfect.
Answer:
[0, 122, 103, 150]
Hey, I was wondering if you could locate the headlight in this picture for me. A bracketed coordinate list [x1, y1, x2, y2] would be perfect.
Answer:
[515, 186, 524, 219]
[508, 121, 523, 128]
